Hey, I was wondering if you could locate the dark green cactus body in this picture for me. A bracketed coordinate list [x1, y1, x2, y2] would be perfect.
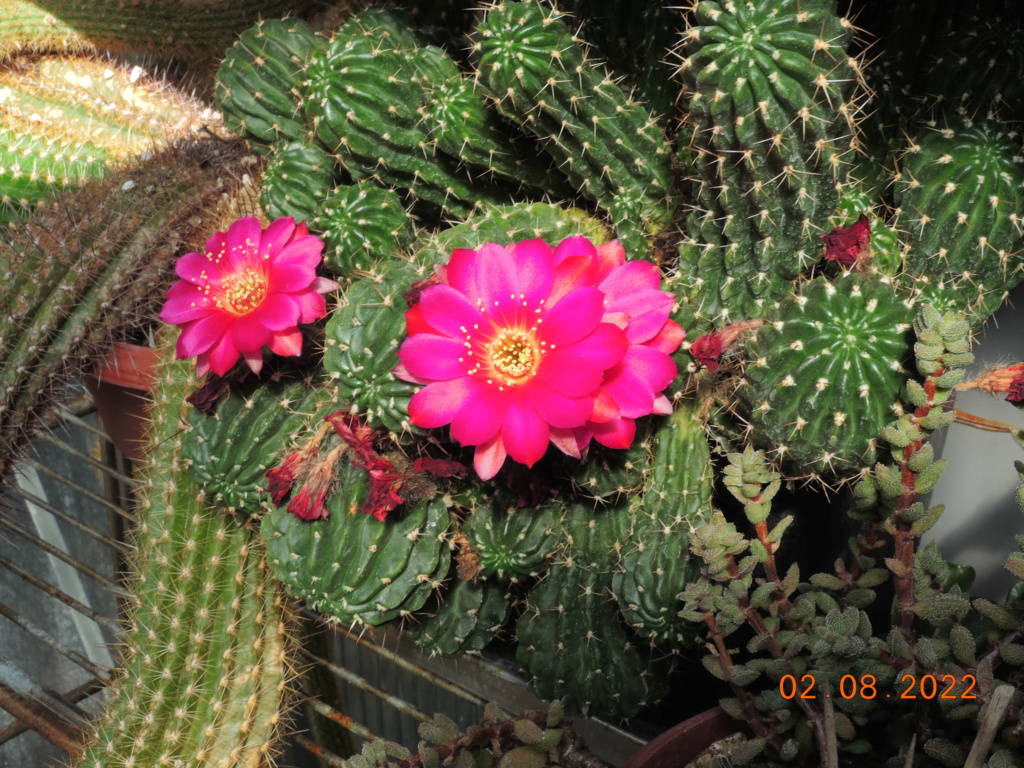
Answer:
[830, 189, 902, 276]
[183, 379, 340, 513]
[314, 181, 415, 275]
[896, 118, 1024, 325]
[677, 0, 858, 321]
[516, 502, 667, 719]
[214, 17, 327, 152]
[475, 1, 676, 240]
[261, 458, 451, 627]
[304, 10, 509, 217]
[408, 579, 511, 657]
[741, 274, 914, 478]
[260, 141, 338, 222]
[323, 263, 421, 438]
[416, 46, 570, 198]
[460, 498, 561, 582]
[614, 403, 712, 649]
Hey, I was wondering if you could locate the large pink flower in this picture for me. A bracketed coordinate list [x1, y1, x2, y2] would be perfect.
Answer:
[394, 236, 683, 479]
[159, 217, 338, 377]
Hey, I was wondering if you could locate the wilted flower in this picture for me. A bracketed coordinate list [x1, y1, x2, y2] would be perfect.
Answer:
[160, 216, 338, 377]
[957, 362, 1024, 403]
[394, 236, 683, 479]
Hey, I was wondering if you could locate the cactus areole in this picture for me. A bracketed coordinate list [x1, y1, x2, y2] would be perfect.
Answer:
[160, 216, 338, 377]
[394, 236, 683, 479]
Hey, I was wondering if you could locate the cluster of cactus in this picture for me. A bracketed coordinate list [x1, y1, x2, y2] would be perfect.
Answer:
[679, 308, 1024, 765]
[2, 0, 1024, 764]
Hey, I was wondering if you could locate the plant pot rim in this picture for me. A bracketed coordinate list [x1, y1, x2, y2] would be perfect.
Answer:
[88, 341, 158, 391]
[620, 707, 741, 768]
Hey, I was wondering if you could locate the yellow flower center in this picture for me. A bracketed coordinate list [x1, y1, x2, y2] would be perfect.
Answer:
[488, 329, 538, 380]
[218, 267, 268, 315]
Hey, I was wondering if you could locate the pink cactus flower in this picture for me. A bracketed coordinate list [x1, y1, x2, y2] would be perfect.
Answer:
[159, 216, 338, 377]
[394, 236, 683, 479]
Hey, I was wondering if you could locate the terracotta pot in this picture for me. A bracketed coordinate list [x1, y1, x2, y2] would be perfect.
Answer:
[620, 707, 740, 768]
[83, 342, 158, 464]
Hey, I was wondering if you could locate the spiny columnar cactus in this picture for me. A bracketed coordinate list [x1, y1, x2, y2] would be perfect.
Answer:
[259, 140, 339, 223]
[474, 0, 677, 251]
[0, 56, 216, 220]
[675, 0, 861, 322]
[214, 17, 328, 154]
[0, 138, 257, 482]
[0, 0, 320, 62]
[76, 335, 293, 768]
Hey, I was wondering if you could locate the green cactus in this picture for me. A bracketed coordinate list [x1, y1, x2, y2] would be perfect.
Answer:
[408, 578, 511, 658]
[740, 273, 915, 479]
[0, 137, 257, 482]
[0, 55, 216, 220]
[261, 455, 452, 627]
[259, 140, 338, 222]
[474, 0, 677, 250]
[182, 378, 341, 514]
[0, 0, 318, 62]
[304, 8, 511, 218]
[895, 116, 1024, 326]
[76, 334, 292, 768]
[676, 0, 860, 322]
[314, 181, 416, 276]
[214, 17, 328, 154]
[459, 492, 561, 582]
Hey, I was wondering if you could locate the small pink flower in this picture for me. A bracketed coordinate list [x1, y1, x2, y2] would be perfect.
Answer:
[394, 236, 682, 479]
[159, 216, 338, 377]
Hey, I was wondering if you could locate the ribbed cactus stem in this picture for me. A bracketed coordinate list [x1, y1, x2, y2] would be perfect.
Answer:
[0, 138, 258, 483]
[76, 332, 294, 768]
[0, 0, 320, 61]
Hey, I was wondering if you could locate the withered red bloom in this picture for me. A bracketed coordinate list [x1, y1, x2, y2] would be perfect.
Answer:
[265, 452, 305, 504]
[287, 485, 331, 521]
[821, 213, 870, 267]
[413, 457, 468, 478]
[691, 332, 727, 372]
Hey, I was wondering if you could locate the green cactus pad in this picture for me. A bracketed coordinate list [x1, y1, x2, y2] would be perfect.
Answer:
[614, 402, 712, 649]
[460, 497, 561, 582]
[261, 457, 451, 627]
[895, 117, 1024, 325]
[182, 379, 340, 514]
[741, 274, 915, 479]
[314, 181, 416, 276]
[260, 141, 338, 222]
[515, 502, 667, 719]
[323, 262, 422, 438]
[676, 0, 859, 321]
[214, 17, 327, 152]
[408, 579, 511, 657]
[475, 0, 677, 237]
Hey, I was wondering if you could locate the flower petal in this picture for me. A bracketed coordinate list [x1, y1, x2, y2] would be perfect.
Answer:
[272, 234, 325, 275]
[225, 217, 263, 272]
[602, 346, 679, 418]
[257, 217, 297, 260]
[509, 239, 554, 307]
[175, 250, 221, 284]
[589, 417, 636, 449]
[536, 323, 628, 396]
[501, 394, 549, 467]
[548, 254, 597, 305]
[397, 334, 470, 381]
[231, 315, 271, 352]
[539, 286, 604, 347]
[549, 427, 582, 459]
[646, 320, 686, 354]
[408, 377, 474, 428]
[593, 240, 626, 282]
[267, 328, 304, 357]
[450, 385, 507, 445]
[607, 288, 674, 343]
[248, 292, 300, 331]
[289, 288, 328, 323]
[418, 284, 485, 339]
[207, 334, 242, 376]
[160, 283, 212, 324]
[243, 348, 264, 375]
[598, 259, 662, 298]
[474, 433, 508, 480]
[268, 256, 318, 292]
[473, 242, 521, 317]
[524, 378, 594, 428]
[445, 248, 479, 301]
[553, 235, 597, 264]
[176, 313, 228, 357]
